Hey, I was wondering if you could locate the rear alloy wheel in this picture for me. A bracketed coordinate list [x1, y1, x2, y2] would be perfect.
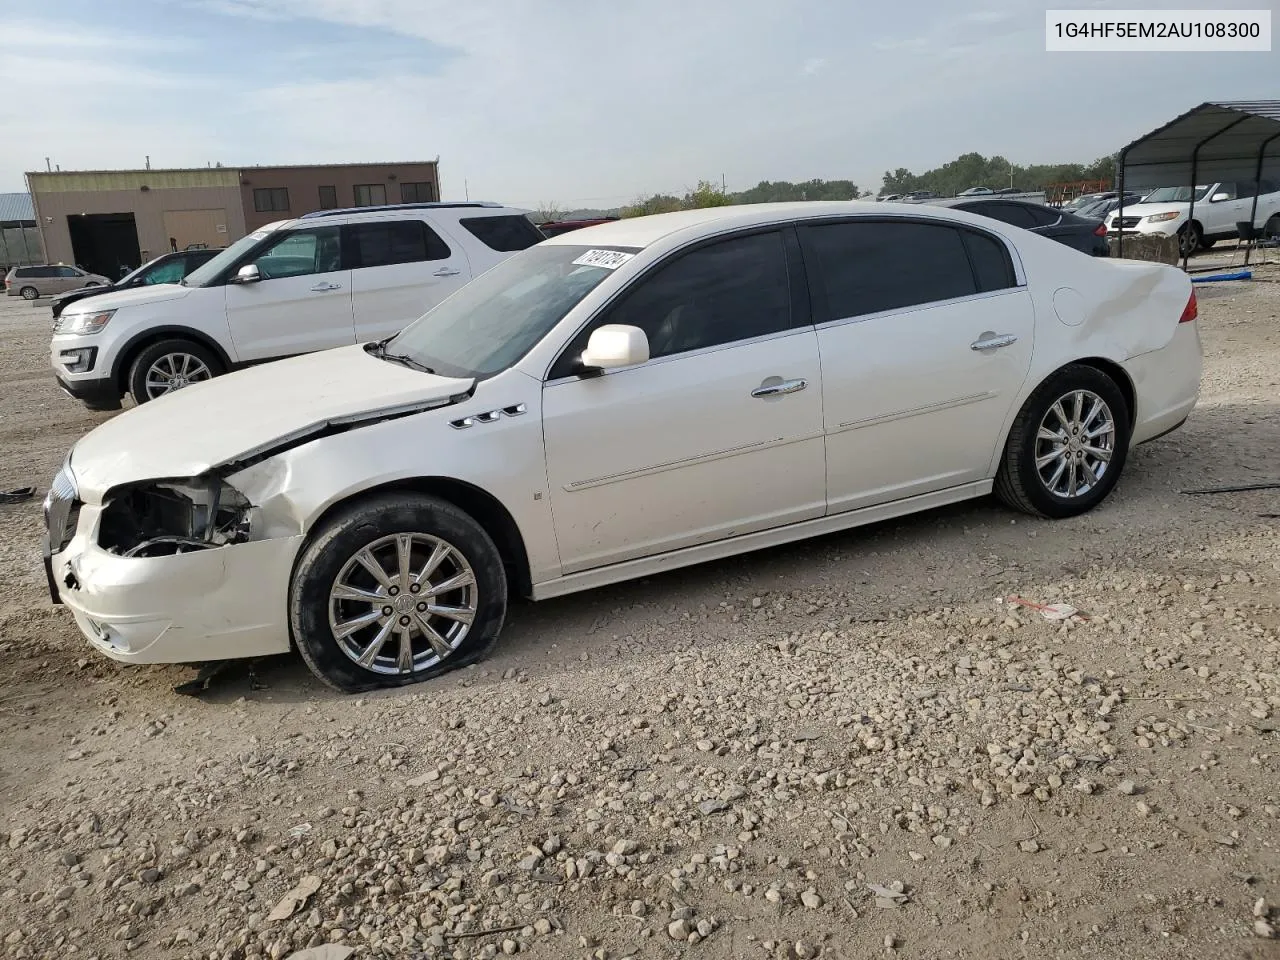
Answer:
[995, 364, 1131, 519]
[19, 286, 38, 300]
[1178, 222, 1202, 257]
[127, 338, 222, 403]
[290, 495, 507, 692]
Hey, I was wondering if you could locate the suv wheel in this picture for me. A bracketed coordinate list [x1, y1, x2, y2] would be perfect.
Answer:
[1178, 222, 1202, 257]
[19, 286, 38, 300]
[290, 494, 507, 692]
[127, 338, 223, 404]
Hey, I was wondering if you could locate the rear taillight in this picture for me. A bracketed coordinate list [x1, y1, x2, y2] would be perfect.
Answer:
[1093, 222, 1107, 236]
[1179, 289, 1198, 323]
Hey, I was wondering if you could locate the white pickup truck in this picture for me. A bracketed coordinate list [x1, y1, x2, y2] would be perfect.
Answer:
[1105, 179, 1280, 256]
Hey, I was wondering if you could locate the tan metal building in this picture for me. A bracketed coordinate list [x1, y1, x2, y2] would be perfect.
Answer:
[27, 160, 441, 278]
[28, 168, 247, 278]
[239, 161, 441, 232]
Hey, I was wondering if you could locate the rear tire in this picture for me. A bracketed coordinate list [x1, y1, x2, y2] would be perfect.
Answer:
[995, 364, 1131, 519]
[127, 338, 222, 404]
[289, 494, 507, 693]
[19, 286, 38, 300]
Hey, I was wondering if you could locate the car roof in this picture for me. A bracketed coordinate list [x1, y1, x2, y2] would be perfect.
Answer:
[539, 201, 917, 249]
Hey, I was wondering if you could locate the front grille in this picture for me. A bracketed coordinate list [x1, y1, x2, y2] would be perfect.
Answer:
[44, 461, 81, 553]
[1115, 217, 1142, 229]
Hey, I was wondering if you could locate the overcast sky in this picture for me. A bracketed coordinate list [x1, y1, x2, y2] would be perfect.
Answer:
[0, 0, 1275, 206]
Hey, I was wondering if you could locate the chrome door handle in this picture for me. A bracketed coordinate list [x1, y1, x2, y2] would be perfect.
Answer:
[751, 377, 807, 398]
[433, 268, 461, 277]
[310, 282, 341, 292]
[970, 333, 1018, 351]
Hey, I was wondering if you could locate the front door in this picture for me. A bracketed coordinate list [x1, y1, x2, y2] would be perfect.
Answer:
[799, 218, 1035, 513]
[345, 219, 471, 343]
[541, 229, 826, 574]
[224, 225, 354, 362]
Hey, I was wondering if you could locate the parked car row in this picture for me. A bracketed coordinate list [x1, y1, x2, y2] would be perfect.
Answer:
[1104, 180, 1280, 256]
[924, 197, 1110, 257]
[44, 200, 1203, 692]
[6, 263, 111, 299]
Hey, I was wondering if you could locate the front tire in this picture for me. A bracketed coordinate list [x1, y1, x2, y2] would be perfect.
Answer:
[289, 494, 507, 693]
[995, 364, 1131, 519]
[127, 338, 222, 404]
[1178, 222, 1202, 257]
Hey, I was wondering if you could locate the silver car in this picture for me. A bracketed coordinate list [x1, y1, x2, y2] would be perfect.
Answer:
[5, 264, 111, 300]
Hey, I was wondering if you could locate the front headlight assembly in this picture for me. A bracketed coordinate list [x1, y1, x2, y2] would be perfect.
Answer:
[55, 309, 116, 336]
[98, 478, 256, 558]
[1144, 212, 1181, 223]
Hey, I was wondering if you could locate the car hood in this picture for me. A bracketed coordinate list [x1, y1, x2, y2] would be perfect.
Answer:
[58, 283, 191, 314]
[1106, 202, 1187, 222]
[69, 344, 474, 501]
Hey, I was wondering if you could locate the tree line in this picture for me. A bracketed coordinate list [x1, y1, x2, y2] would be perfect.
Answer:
[536, 153, 1117, 220]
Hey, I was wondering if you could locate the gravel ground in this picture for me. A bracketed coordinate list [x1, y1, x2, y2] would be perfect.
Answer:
[0, 273, 1278, 960]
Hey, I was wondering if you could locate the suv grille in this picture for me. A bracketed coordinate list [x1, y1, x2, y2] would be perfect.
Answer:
[1115, 217, 1142, 229]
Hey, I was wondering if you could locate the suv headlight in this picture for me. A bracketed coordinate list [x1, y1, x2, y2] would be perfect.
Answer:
[1144, 212, 1181, 223]
[56, 308, 116, 336]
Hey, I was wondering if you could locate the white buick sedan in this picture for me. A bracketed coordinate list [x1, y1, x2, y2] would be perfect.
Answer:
[43, 203, 1202, 692]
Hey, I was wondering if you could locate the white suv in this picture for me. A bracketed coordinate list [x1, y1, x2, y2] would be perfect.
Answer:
[49, 203, 542, 409]
[1105, 180, 1280, 256]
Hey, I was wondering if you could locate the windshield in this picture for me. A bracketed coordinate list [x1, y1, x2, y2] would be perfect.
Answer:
[384, 244, 633, 378]
[1141, 185, 1209, 204]
[182, 230, 272, 287]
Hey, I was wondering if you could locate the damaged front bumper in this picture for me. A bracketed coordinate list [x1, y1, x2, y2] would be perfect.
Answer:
[49, 505, 301, 663]
[45, 463, 301, 664]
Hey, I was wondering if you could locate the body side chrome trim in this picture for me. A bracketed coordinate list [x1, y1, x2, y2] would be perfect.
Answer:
[563, 430, 825, 491]
[531, 480, 993, 600]
[831, 391, 998, 435]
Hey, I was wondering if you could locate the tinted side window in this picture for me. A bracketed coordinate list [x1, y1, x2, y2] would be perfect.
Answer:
[345, 220, 450, 268]
[802, 221, 976, 321]
[459, 215, 544, 252]
[964, 202, 1036, 228]
[57, 266, 82, 278]
[1022, 204, 1061, 227]
[144, 258, 186, 284]
[550, 231, 791, 377]
[251, 227, 342, 279]
[961, 230, 1017, 293]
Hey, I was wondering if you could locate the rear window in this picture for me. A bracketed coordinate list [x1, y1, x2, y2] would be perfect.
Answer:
[459, 215, 545, 252]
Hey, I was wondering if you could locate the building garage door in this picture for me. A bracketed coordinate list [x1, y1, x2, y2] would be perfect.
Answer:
[162, 209, 229, 252]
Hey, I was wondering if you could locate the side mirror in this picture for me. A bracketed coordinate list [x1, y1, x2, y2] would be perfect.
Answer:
[579, 324, 649, 372]
[1210, 192, 1231, 203]
[231, 263, 261, 284]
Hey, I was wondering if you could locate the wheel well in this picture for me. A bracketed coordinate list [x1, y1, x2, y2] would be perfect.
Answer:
[1067, 357, 1137, 427]
[306, 478, 534, 598]
[114, 329, 232, 393]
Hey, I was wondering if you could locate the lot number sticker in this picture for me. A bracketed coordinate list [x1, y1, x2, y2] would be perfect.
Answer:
[572, 249, 634, 270]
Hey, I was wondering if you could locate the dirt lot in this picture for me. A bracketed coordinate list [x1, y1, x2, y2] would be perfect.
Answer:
[1, 274, 1278, 960]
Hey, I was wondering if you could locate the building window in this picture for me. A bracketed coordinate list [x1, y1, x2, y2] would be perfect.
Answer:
[400, 181, 435, 203]
[253, 187, 290, 213]
[353, 183, 387, 207]
[318, 185, 338, 209]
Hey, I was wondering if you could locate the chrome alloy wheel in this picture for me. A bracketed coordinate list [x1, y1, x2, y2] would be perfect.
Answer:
[1034, 389, 1116, 498]
[328, 533, 478, 676]
[144, 352, 212, 398]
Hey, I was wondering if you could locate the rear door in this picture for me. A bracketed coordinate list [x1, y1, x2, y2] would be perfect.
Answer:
[345, 218, 469, 343]
[800, 218, 1034, 512]
[223, 224, 355, 362]
[53, 266, 83, 294]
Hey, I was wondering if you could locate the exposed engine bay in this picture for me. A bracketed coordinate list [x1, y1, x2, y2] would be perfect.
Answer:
[98, 479, 254, 557]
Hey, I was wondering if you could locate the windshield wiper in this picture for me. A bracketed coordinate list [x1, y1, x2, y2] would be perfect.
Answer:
[367, 339, 435, 374]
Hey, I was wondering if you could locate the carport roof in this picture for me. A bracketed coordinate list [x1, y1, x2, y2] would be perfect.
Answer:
[0, 192, 35, 222]
[1119, 101, 1280, 190]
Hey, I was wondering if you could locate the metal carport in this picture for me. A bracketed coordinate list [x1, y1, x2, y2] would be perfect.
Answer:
[1116, 100, 1280, 268]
